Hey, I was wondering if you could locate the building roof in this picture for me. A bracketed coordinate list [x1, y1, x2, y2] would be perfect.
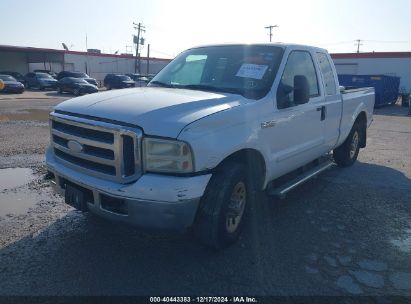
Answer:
[331, 52, 411, 59]
[0, 44, 171, 61]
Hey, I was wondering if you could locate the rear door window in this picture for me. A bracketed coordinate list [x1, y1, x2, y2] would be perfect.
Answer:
[316, 52, 337, 95]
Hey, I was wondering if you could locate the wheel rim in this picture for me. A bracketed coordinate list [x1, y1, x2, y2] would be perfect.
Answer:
[350, 131, 359, 159]
[226, 181, 247, 233]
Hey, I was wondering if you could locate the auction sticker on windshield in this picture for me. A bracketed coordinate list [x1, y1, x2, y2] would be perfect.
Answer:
[236, 64, 268, 80]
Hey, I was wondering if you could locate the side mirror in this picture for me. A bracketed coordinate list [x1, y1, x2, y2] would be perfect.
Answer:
[294, 75, 310, 104]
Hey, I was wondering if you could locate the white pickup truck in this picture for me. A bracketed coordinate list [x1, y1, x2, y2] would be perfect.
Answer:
[46, 43, 375, 248]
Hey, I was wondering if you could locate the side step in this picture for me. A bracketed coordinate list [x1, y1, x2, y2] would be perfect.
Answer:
[267, 160, 335, 199]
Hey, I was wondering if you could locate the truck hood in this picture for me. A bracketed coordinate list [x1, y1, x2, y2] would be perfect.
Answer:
[54, 87, 247, 138]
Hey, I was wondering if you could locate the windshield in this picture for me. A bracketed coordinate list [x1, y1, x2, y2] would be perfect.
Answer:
[37, 73, 53, 79]
[72, 72, 89, 78]
[149, 45, 284, 99]
[70, 78, 88, 84]
[0, 75, 16, 81]
[118, 75, 132, 81]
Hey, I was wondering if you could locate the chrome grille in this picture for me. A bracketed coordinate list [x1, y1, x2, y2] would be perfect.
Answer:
[50, 112, 142, 183]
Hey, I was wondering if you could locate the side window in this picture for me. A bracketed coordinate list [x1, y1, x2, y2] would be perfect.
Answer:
[277, 51, 319, 109]
[317, 52, 337, 95]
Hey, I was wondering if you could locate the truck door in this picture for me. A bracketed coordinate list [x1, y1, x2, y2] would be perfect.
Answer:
[267, 50, 326, 178]
[316, 52, 341, 150]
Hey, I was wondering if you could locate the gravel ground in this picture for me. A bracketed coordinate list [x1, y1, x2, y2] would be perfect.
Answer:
[0, 93, 410, 297]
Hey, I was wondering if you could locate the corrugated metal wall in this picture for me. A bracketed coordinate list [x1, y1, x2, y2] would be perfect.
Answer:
[64, 53, 170, 84]
[332, 57, 411, 93]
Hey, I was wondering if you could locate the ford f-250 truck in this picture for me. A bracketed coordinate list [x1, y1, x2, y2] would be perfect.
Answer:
[46, 43, 375, 248]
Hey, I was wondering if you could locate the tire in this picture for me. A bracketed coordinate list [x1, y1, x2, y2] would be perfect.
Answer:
[194, 162, 250, 249]
[106, 83, 111, 90]
[333, 122, 361, 167]
[57, 87, 62, 94]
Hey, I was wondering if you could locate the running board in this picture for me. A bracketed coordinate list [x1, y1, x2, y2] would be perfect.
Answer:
[267, 161, 335, 199]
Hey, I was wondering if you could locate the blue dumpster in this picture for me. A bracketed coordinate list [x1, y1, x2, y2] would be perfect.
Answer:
[338, 74, 400, 107]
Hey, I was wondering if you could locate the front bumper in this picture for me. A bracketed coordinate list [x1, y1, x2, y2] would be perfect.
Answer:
[46, 148, 211, 230]
[3, 86, 24, 93]
[39, 82, 57, 88]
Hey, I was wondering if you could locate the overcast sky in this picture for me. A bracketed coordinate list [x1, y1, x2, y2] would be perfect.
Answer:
[2, 0, 411, 58]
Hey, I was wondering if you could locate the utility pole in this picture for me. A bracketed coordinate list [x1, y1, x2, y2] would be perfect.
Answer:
[355, 39, 363, 53]
[133, 22, 146, 73]
[146, 44, 150, 75]
[265, 25, 278, 42]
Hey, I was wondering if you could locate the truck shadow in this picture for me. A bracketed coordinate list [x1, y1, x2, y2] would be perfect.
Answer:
[374, 103, 410, 117]
[1, 161, 411, 296]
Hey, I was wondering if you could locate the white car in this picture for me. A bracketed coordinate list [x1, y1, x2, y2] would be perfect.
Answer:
[46, 43, 375, 249]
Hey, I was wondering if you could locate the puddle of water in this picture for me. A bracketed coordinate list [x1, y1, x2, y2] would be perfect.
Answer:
[0, 191, 40, 217]
[391, 229, 411, 253]
[0, 168, 35, 191]
[0, 168, 41, 216]
[0, 109, 50, 121]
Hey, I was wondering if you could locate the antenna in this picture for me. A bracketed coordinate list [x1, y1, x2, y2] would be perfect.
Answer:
[62, 43, 69, 51]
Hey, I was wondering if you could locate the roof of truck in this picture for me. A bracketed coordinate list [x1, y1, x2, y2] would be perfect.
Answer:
[186, 43, 328, 53]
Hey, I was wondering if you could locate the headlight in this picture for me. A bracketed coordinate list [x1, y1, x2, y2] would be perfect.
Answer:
[143, 137, 194, 173]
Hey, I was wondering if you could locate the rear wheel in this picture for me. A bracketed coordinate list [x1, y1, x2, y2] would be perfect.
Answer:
[333, 122, 361, 167]
[194, 162, 250, 249]
[106, 83, 111, 90]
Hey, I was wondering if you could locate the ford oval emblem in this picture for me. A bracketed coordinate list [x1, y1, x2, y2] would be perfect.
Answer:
[67, 140, 84, 153]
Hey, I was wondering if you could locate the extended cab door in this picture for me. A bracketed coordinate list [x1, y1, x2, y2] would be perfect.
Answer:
[266, 49, 326, 178]
[315, 52, 342, 150]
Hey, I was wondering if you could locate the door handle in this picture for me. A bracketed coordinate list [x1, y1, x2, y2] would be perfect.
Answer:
[317, 106, 326, 121]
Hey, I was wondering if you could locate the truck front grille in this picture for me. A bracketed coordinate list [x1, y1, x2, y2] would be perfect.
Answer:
[50, 113, 142, 183]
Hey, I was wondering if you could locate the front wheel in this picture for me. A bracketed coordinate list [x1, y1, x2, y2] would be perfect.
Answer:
[333, 122, 361, 167]
[194, 162, 250, 249]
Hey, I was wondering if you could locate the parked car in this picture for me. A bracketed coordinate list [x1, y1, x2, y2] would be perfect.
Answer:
[0, 74, 25, 93]
[104, 74, 135, 89]
[46, 43, 375, 249]
[34, 70, 58, 79]
[0, 71, 26, 86]
[56, 71, 98, 86]
[57, 77, 98, 96]
[25, 72, 58, 90]
[126, 73, 151, 87]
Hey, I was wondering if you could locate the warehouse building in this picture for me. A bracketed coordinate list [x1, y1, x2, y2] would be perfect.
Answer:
[331, 52, 411, 94]
[0, 45, 171, 85]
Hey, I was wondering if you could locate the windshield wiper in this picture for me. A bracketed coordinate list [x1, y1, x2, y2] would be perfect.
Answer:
[148, 81, 175, 88]
[181, 84, 244, 95]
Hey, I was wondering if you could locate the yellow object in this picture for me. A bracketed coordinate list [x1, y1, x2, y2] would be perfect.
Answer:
[0, 79, 4, 91]
[371, 76, 381, 80]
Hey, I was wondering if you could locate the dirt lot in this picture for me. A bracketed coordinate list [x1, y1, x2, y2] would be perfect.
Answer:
[0, 91, 411, 297]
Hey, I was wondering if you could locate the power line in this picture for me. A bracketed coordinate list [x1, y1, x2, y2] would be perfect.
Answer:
[264, 25, 278, 42]
[363, 40, 411, 44]
[150, 48, 175, 58]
